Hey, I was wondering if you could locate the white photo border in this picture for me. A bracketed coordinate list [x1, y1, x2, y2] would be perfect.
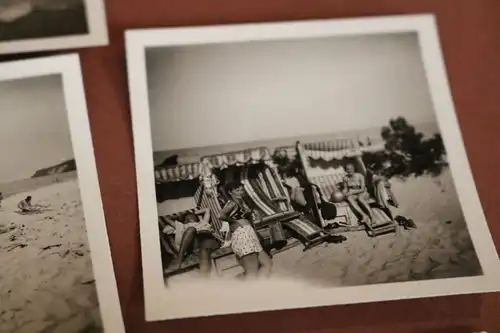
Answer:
[126, 14, 500, 321]
[0, 54, 125, 332]
[0, 0, 108, 55]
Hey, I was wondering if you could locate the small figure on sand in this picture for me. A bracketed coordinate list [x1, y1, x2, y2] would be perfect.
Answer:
[163, 208, 220, 276]
[17, 195, 46, 214]
[219, 180, 273, 280]
[342, 163, 376, 226]
[0, 192, 3, 209]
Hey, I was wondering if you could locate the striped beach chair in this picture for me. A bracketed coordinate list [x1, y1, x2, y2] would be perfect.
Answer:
[296, 140, 397, 237]
[237, 165, 335, 250]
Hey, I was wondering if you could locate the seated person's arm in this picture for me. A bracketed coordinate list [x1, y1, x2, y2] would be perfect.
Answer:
[195, 208, 213, 232]
[163, 216, 178, 229]
[342, 178, 350, 196]
[195, 207, 211, 224]
[219, 201, 238, 224]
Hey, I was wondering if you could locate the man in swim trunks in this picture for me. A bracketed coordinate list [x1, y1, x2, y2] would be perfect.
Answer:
[342, 163, 376, 225]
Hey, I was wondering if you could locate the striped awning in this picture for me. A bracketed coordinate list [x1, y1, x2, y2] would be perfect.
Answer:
[155, 162, 204, 183]
[201, 147, 272, 169]
[303, 139, 361, 161]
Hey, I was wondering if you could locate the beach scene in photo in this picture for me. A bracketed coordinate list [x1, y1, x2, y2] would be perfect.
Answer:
[155, 122, 482, 286]
[0, 75, 102, 333]
[145, 32, 483, 287]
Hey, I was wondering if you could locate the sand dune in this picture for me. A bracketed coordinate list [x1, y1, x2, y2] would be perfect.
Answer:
[0, 179, 102, 333]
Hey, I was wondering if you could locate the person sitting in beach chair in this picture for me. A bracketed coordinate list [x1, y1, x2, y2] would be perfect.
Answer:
[342, 163, 376, 226]
[162, 208, 220, 276]
[366, 163, 417, 229]
[366, 163, 399, 209]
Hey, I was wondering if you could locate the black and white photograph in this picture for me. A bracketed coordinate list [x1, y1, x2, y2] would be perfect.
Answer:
[126, 15, 500, 321]
[0, 55, 124, 332]
[0, 0, 107, 55]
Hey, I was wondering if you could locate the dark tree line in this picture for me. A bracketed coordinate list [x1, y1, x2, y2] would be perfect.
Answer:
[363, 117, 447, 179]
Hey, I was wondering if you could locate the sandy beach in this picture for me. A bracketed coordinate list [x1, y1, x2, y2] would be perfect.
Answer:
[0, 178, 102, 333]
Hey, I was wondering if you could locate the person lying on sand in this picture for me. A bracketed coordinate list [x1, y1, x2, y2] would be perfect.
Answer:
[220, 180, 273, 280]
[342, 163, 376, 226]
[163, 208, 220, 276]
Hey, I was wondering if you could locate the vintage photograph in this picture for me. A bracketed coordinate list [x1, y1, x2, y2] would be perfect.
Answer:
[0, 0, 107, 55]
[126, 16, 500, 321]
[0, 56, 124, 332]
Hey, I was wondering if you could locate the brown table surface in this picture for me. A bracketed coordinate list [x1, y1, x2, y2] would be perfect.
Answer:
[6, 0, 500, 332]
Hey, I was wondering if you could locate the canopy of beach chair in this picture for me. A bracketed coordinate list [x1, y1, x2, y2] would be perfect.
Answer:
[297, 139, 366, 178]
[302, 139, 361, 160]
[154, 162, 210, 184]
[201, 147, 273, 170]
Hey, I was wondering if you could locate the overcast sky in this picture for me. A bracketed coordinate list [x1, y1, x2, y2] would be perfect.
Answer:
[0, 0, 82, 23]
[147, 32, 437, 153]
[0, 75, 74, 182]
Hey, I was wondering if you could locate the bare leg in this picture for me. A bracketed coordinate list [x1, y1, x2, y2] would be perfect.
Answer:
[171, 227, 196, 269]
[239, 253, 259, 280]
[346, 196, 370, 224]
[257, 250, 273, 278]
[199, 248, 212, 277]
[234, 256, 246, 280]
[358, 197, 376, 224]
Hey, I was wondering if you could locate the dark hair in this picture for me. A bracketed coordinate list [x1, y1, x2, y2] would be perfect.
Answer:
[224, 180, 242, 194]
[26, 196, 32, 200]
[183, 213, 198, 222]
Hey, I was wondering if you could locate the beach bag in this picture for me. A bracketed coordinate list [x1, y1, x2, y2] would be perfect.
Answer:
[319, 201, 338, 220]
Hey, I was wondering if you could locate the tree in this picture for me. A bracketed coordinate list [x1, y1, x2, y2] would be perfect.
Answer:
[364, 117, 447, 179]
